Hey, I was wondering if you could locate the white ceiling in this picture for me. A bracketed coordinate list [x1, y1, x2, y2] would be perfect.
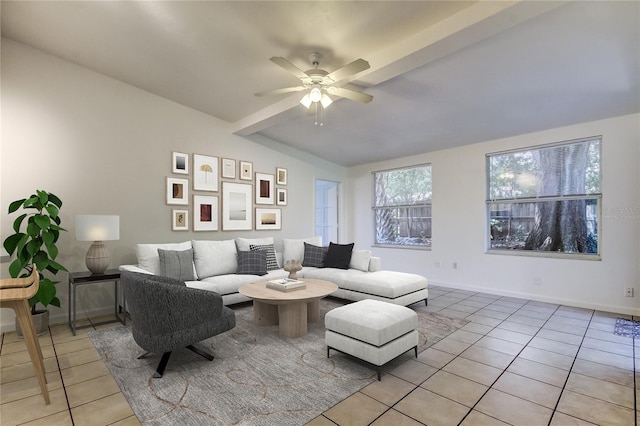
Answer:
[2, 1, 639, 166]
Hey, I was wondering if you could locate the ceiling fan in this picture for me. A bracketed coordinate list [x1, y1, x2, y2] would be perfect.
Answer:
[255, 52, 373, 110]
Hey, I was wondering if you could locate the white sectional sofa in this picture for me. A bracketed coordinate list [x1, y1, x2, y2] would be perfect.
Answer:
[119, 237, 428, 307]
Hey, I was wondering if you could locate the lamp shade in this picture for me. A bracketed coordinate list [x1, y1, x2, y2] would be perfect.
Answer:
[75, 215, 119, 242]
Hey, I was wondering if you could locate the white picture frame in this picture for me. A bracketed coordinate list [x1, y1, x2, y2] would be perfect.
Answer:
[222, 182, 252, 231]
[172, 152, 189, 175]
[256, 208, 281, 230]
[193, 195, 219, 231]
[166, 177, 189, 205]
[221, 158, 236, 179]
[240, 161, 253, 181]
[193, 154, 219, 191]
[255, 172, 274, 205]
[276, 167, 287, 185]
[276, 188, 288, 206]
[172, 209, 189, 231]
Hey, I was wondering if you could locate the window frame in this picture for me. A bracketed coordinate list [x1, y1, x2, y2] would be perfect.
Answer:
[372, 163, 432, 250]
[486, 136, 602, 260]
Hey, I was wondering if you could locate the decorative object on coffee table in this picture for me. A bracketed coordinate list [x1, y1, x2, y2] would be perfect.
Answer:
[284, 259, 302, 279]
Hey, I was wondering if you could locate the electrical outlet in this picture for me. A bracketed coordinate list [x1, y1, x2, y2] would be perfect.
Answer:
[452, 262, 458, 269]
[624, 287, 634, 297]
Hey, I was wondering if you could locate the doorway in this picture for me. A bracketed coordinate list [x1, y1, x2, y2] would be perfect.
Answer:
[315, 179, 339, 244]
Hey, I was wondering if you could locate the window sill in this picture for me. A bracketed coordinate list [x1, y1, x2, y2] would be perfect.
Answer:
[486, 249, 601, 261]
[372, 244, 431, 251]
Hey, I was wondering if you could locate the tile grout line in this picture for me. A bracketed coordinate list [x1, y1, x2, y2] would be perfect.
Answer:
[454, 299, 562, 425]
[543, 309, 594, 426]
[48, 326, 77, 426]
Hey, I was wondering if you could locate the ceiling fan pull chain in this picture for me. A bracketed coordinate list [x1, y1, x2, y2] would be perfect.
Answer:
[315, 103, 324, 126]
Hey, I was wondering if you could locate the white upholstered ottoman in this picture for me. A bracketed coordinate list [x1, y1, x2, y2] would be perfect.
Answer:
[325, 299, 418, 380]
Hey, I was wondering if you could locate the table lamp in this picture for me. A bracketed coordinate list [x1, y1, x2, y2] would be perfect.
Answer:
[75, 215, 120, 274]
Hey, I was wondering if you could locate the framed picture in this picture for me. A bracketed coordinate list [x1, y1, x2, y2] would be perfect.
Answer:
[255, 172, 274, 205]
[193, 195, 219, 231]
[222, 182, 252, 231]
[276, 167, 288, 185]
[256, 208, 281, 230]
[172, 209, 189, 231]
[276, 188, 288, 206]
[193, 154, 219, 191]
[221, 158, 236, 179]
[240, 161, 253, 181]
[166, 177, 189, 205]
[172, 152, 189, 175]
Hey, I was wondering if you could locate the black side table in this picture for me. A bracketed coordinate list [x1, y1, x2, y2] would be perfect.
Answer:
[68, 269, 125, 335]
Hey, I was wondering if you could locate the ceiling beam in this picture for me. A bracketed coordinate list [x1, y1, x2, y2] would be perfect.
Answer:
[231, 0, 566, 137]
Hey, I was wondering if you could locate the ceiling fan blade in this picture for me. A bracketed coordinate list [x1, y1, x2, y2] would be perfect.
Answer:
[325, 59, 370, 83]
[270, 57, 309, 80]
[255, 86, 306, 97]
[330, 87, 373, 103]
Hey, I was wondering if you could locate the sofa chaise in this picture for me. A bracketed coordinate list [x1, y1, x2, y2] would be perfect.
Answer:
[119, 237, 428, 307]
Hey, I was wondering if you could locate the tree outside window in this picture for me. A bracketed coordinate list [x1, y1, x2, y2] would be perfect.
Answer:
[487, 137, 601, 257]
[373, 164, 432, 248]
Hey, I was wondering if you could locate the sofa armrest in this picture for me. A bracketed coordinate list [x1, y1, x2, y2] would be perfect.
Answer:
[119, 265, 153, 274]
[369, 257, 382, 272]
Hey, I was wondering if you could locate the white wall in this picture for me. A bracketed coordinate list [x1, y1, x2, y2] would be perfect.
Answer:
[347, 114, 640, 315]
[0, 38, 346, 330]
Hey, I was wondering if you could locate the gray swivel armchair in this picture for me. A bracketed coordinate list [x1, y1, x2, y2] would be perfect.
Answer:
[122, 271, 236, 378]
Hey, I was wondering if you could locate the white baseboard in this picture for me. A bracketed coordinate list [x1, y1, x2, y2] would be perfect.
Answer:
[0, 306, 119, 333]
[428, 280, 640, 317]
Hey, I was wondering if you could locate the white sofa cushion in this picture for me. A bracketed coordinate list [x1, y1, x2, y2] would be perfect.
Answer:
[136, 241, 193, 276]
[190, 269, 288, 295]
[235, 237, 274, 252]
[283, 236, 322, 263]
[341, 270, 428, 299]
[349, 249, 372, 272]
[192, 239, 237, 279]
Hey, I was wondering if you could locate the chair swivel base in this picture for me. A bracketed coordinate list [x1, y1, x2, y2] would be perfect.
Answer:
[138, 344, 215, 378]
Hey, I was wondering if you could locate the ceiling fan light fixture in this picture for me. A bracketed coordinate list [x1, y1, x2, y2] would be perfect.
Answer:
[320, 94, 333, 108]
[300, 94, 312, 109]
[309, 87, 322, 103]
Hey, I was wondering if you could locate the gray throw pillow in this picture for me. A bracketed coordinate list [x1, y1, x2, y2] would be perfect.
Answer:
[236, 250, 267, 276]
[302, 242, 327, 267]
[249, 243, 280, 271]
[157, 248, 195, 281]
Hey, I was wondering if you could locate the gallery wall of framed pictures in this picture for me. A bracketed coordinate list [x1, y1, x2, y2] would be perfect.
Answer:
[167, 151, 288, 232]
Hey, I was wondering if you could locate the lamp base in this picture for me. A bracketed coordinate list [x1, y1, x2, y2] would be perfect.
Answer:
[86, 241, 110, 274]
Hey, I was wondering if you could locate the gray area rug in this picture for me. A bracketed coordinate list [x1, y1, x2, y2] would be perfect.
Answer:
[89, 299, 468, 425]
[614, 318, 640, 338]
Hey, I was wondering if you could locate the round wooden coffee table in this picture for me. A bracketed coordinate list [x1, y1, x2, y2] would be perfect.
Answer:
[239, 279, 338, 338]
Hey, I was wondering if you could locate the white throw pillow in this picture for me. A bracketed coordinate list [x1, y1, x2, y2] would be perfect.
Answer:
[235, 237, 274, 252]
[192, 240, 238, 279]
[349, 249, 372, 272]
[282, 236, 322, 263]
[137, 241, 192, 275]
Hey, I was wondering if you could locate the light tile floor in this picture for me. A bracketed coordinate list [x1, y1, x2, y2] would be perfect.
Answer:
[311, 286, 639, 426]
[1, 285, 638, 425]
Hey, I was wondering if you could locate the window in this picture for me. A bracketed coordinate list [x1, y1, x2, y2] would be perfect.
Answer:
[373, 164, 432, 248]
[487, 137, 601, 258]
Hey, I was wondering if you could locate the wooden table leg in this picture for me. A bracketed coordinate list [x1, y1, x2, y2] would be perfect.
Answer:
[253, 301, 278, 326]
[278, 302, 307, 338]
[307, 299, 320, 323]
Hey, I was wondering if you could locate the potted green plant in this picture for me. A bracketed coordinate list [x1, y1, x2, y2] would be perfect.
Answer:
[3, 190, 67, 335]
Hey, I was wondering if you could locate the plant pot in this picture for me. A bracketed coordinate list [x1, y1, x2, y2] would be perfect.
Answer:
[16, 310, 50, 338]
